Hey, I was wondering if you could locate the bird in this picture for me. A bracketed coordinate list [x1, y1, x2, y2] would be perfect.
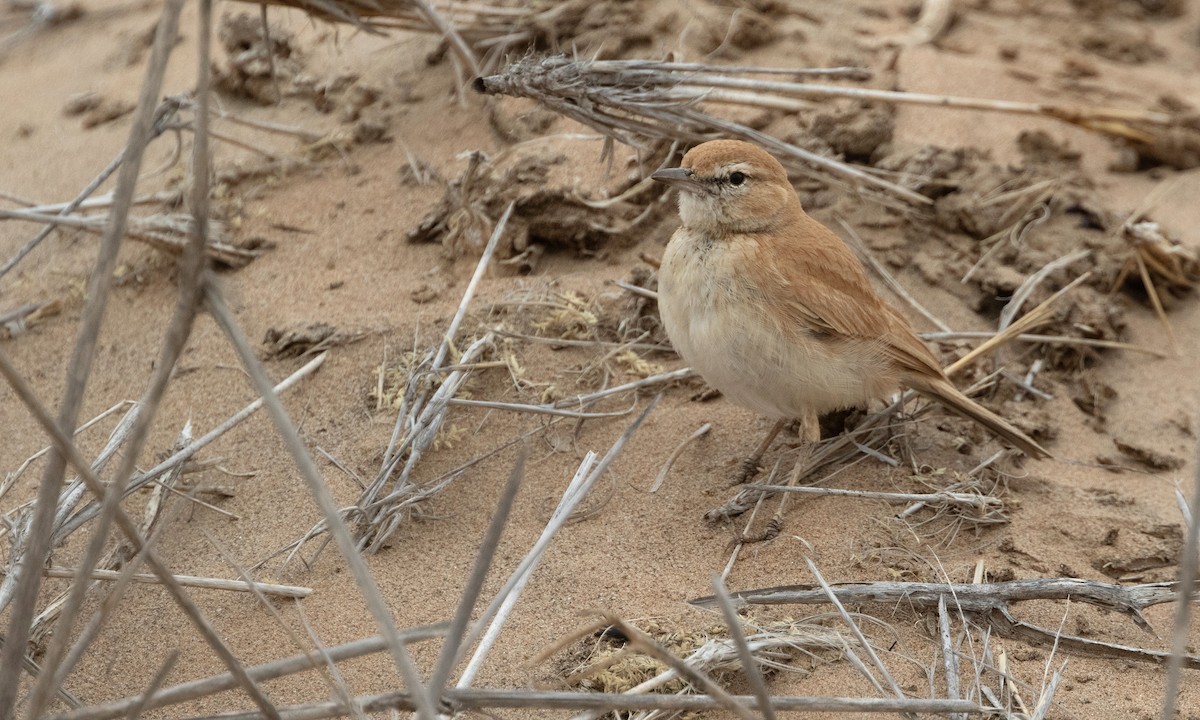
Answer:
[650, 139, 1050, 466]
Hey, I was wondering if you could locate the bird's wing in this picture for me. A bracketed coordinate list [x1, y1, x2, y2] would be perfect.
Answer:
[754, 214, 946, 379]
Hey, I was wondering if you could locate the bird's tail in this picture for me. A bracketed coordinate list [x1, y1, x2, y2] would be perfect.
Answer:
[906, 376, 1051, 460]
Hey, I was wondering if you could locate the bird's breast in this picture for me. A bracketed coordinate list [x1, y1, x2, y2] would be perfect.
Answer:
[658, 228, 895, 418]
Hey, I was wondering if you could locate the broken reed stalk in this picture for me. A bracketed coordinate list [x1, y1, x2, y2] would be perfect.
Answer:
[30, 567, 312, 598]
[47, 624, 448, 720]
[473, 55, 931, 208]
[239, 0, 479, 79]
[23, 6, 221, 711]
[50, 352, 326, 545]
[1161, 433, 1200, 720]
[0, 0, 188, 709]
[205, 280, 438, 720]
[457, 397, 659, 688]
[692, 576, 1200, 669]
[0, 208, 259, 267]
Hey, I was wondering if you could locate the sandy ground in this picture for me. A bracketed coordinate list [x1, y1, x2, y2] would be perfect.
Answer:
[1, 0, 1199, 718]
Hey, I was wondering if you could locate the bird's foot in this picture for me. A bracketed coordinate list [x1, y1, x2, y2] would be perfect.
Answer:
[733, 515, 784, 546]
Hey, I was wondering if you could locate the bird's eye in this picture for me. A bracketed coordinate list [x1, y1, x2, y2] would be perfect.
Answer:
[728, 171, 746, 186]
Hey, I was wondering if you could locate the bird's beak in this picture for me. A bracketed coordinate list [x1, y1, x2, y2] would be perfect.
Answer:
[651, 167, 703, 194]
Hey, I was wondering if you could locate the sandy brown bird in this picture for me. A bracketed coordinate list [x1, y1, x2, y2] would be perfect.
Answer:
[651, 139, 1050, 461]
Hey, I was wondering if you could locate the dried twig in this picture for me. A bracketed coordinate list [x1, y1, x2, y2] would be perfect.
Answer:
[1161, 431, 1200, 719]
[743, 483, 1003, 517]
[651, 422, 711, 493]
[47, 624, 448, 720]
[693, 577, 1200, 668]
[0, 208, 260, 267]
[206, 281, 438, 720]
[473, 56, 931, 207]
[457, 398, 659, 688]
[0, 1, 189, 710]
[52, 352, 326, 544]
[28, 567, 311, 598]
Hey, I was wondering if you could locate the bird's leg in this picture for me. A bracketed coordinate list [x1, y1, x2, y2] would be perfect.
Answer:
[733, 418, 788, 486]
[738, 409, 819, 544]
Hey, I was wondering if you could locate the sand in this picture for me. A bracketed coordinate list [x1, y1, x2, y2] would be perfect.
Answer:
[1, 0, 1198, 718]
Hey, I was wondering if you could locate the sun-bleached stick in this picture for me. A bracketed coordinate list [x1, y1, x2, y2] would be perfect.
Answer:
[0, 0, 189, 710]
[457, 397, 659, 688]
[47, 624, 447, 720]
[34, 567, 311, 598]
[206, 282, 437, 720]
[53, 352, 327, 543]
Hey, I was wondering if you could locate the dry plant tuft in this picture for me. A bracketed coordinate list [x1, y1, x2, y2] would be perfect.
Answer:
[408, 140, 659, 262]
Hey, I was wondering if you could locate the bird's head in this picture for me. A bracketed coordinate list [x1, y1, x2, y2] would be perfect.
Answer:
[651, 140, 796, 234]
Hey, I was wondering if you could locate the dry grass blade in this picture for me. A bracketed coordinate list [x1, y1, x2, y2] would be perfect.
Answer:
[34, 566, 311, 598]
[0, 0, 187, 710]
[1160, 427, 1200, 720]
[24, 4, 225, 712]
[0, 349, 280, 720]
[158, 689, 993, 718]
[944, 272, 1091, 377]
[921, 331, 1166, 358]
[426, 446, 526, 702]
[651, 422, 711, 493]
[743, 484, 1003, 516]
[354, 203, 515, 553]
[457, 397, 659, 688]
[473, 56, 931, 208]
[711, 576, 777, 720]
[52, 353, 326, 544]
[0, 208, 260, 268]
[205, 280, 438, 720]
[237, 0, 479, 80]
[47, 625, 447, 720]
[803, 558, 913, 717]
[0, 103, 184, 283]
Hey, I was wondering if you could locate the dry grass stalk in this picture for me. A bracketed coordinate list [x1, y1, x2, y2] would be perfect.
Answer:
[0, 97, 184, 283]
[803, 558, 914, 715]
[651, 422, 712, 493]
[457, 399, 659, 689]
[473, 56, 931, 208]
[142, 689, 994, 718]
[427, 447, 526, 702]
[47, 624, 448, 720]
[921, 331, 1165, 357]
[1160, 433, 1200, 719]
[237, 0, 479, 78]
[0, 322, 280, 718]
[206, 281, 438, 720]
[744, 483, 1005, 523]
[51, 352, 326, 545]
[693, 576, 1200, 669]
[943, 271, 1091, 377]
[0, 5, 187, 700]
[352, 203, 514, 554]
[0, 207, 260, 268]
[33, 566, 311, 598]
